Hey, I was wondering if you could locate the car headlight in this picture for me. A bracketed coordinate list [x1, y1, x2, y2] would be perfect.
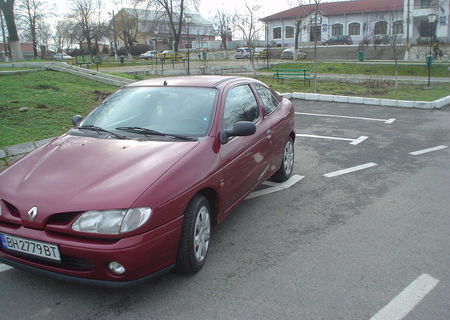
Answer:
[72, 208, 152, 234]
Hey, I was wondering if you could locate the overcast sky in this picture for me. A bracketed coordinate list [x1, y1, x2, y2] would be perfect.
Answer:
[46, 0, 348, 21]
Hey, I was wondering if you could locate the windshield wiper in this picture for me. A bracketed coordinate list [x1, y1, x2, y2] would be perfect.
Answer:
[78, 125, 127, 139]
[116, 126, 197, 141]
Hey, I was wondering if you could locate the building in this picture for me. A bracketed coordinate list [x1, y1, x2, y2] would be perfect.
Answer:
[260, 0, 449, 46]
[113, 8, 216, 50]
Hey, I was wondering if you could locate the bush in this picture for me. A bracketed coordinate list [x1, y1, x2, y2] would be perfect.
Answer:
[130, 44, 150, 55]
[101, 46, 109, 54]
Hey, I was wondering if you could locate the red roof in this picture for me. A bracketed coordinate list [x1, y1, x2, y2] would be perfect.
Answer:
[261, 0, 404, 21]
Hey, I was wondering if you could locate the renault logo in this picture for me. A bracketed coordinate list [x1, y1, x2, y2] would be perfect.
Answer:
[27, 207, 38, 221]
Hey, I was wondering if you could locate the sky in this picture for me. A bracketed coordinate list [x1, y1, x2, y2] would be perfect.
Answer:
[46, 0, 347, 22]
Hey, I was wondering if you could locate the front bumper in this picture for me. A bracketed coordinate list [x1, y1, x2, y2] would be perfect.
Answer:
[0, 216, 183, 284]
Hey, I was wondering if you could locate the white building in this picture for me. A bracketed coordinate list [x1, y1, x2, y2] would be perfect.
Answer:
[260, 0, 449, 46]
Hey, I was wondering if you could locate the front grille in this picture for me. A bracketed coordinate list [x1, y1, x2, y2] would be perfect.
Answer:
[2, 200, 20, 217]
[3, 250, 94, 270]
[47, 212, 80, 225]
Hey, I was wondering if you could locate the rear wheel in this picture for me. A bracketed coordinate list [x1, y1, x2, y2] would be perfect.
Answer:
[271, 137, 294, 182]
[175, 194, 211, 274]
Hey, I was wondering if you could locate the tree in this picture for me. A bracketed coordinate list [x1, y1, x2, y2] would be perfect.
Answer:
[135, 0, 199, 52]
[0, 0, 24, 60]
[53, 19, 75, 53]
[16, 0, 51, 59]
[232, 3, 262, 71]
[115, 8, 140, 57]
[70, 0, 97, 55]
[214, 9, 232, 51]
[309, 0, 320, 93]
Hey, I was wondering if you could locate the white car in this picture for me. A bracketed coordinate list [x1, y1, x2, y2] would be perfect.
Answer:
[139, 51, 158, 59]
[235, 48, 251, 59]
[54, 53, 73, 61]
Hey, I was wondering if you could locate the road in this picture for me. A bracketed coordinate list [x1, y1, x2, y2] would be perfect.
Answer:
[1, 101, 449, 320]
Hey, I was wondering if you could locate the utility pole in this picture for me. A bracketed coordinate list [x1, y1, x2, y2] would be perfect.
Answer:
[405, 0, 410, 60]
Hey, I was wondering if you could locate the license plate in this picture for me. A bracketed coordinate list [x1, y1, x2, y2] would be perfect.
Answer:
[0, 233, 61, 262]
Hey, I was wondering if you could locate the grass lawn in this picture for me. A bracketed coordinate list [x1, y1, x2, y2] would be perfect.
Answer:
[0, 71, 118, 148]
[270, 61, 450, 78]
[257, 76, 450, 101]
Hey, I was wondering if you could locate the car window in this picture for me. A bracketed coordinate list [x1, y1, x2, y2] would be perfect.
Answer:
[255, 84, 280, 114]
[223, 85, 259, 131]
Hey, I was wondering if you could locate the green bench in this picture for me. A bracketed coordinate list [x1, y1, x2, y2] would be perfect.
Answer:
[75, 55, 102, 71]
[273, 69, 311, 85]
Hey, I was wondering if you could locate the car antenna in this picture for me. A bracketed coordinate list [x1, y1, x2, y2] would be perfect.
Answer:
[163, 80, 168, 86]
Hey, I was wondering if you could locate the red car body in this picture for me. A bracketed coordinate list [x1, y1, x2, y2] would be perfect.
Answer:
[0, 76, 295, 286]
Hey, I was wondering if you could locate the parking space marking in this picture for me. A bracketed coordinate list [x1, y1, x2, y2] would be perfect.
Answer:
[296, 134, 368, 145]
[324, 162, 378, 178]
[246, 175, 304, 200]
[0, 263, 13, 273]
[370, 274, 439, 320]
[409, 145, 448, 156]
[295, 112, 396, 124]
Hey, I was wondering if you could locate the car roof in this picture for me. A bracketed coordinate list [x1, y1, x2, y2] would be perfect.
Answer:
[127, 75, 256, 89]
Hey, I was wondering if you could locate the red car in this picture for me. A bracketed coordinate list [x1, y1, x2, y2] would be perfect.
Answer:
[0, 76, 295, 286]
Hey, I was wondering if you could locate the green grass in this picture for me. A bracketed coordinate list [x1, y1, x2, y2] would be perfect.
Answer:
[270, 61, 450, 77]
[257, 76, 450, 101]
[0, 71, 118, 148]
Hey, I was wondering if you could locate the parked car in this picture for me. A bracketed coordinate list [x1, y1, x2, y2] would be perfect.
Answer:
[158, 50, 184, 61]
[280, 48, 307, 60]
[0, 76, 296, 286]
[53, 53, 73, 61]
[254, 48, 268, 59]
[139, 50, 159, 59]
[322, 35, 353, 45]
[235, 47, 251, 59]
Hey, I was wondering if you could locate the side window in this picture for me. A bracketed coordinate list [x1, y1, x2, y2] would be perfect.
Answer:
[223, 85, 259, 131]
[256, 84, 280, 114]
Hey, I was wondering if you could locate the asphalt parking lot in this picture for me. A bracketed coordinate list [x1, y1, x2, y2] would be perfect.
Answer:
[1, 101, 449, 320]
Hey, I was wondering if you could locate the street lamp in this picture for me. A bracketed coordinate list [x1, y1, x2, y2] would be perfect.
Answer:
[186, 14, 191, 75]
[427, 13, 437, 87]
[108, 11, 118, 61]
[154, 30, 158, 67]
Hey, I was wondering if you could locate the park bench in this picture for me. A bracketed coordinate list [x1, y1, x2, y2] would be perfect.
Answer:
[75, 55, 102, 71]
[273, 69, 311, 85]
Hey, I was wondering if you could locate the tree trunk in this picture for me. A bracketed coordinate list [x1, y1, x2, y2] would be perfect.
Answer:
[9, 40, 23, 61]
[0, 0, 24, 60]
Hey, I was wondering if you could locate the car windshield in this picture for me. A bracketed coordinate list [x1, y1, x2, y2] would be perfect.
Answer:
[80, 87, 217, 138]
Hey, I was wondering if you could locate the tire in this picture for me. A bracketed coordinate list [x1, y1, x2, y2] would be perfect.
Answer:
[175, 194, 211, 274]
[271, 137, 295, 182]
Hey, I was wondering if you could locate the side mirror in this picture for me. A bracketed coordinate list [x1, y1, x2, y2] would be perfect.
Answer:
[220, 121, 256, 144]
[72, 115, 83, 128]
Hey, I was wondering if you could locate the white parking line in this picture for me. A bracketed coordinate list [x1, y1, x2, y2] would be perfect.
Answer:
[370, 274, 439, 320]
[324, 162, 378, 178]
[0, 263, 13, 272]
[409, 145, 448, 156]
[295, 112, 396, 124]
[296, 134, 368, 145]
[246, 175, 304, 200]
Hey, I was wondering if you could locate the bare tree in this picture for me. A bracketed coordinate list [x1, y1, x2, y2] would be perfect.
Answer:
[0, 0, 24, 60]
[115, 8, 140, 56]
[214, 9, 232, 51]
[232, 3, 262, 71]
[309, 0, 320, 93]
[135, 0, 198, 52]
[54, 19, 75, 53]
[16, 0, 51, 59]
[70, 0, 97, 55]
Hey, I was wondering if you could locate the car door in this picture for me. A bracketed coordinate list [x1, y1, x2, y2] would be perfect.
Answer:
[219, 84, 273, 210]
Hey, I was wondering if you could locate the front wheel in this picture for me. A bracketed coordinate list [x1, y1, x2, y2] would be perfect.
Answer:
[271, 137, 295, 182]
[175, 195, 211, 274]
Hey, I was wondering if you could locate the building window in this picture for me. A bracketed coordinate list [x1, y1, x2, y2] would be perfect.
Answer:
[374, 21, 388, 35]
[332, 23, 343, 36]
[420, 0, 433, 8]
[393, 21, 403, 34]
[285, 26, 294, 38]
[348, 22, 360, 36]
[273, 27, 281, 39]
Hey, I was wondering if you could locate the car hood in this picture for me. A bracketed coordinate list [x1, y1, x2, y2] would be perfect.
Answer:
[0, 135, 199, 216]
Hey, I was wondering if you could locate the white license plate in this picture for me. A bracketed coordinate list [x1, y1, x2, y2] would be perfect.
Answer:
[0, 233, 61, 262]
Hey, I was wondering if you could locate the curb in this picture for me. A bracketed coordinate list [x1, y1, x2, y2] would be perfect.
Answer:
[282, 92, 450, 109]
[0, 137, 55, 169]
